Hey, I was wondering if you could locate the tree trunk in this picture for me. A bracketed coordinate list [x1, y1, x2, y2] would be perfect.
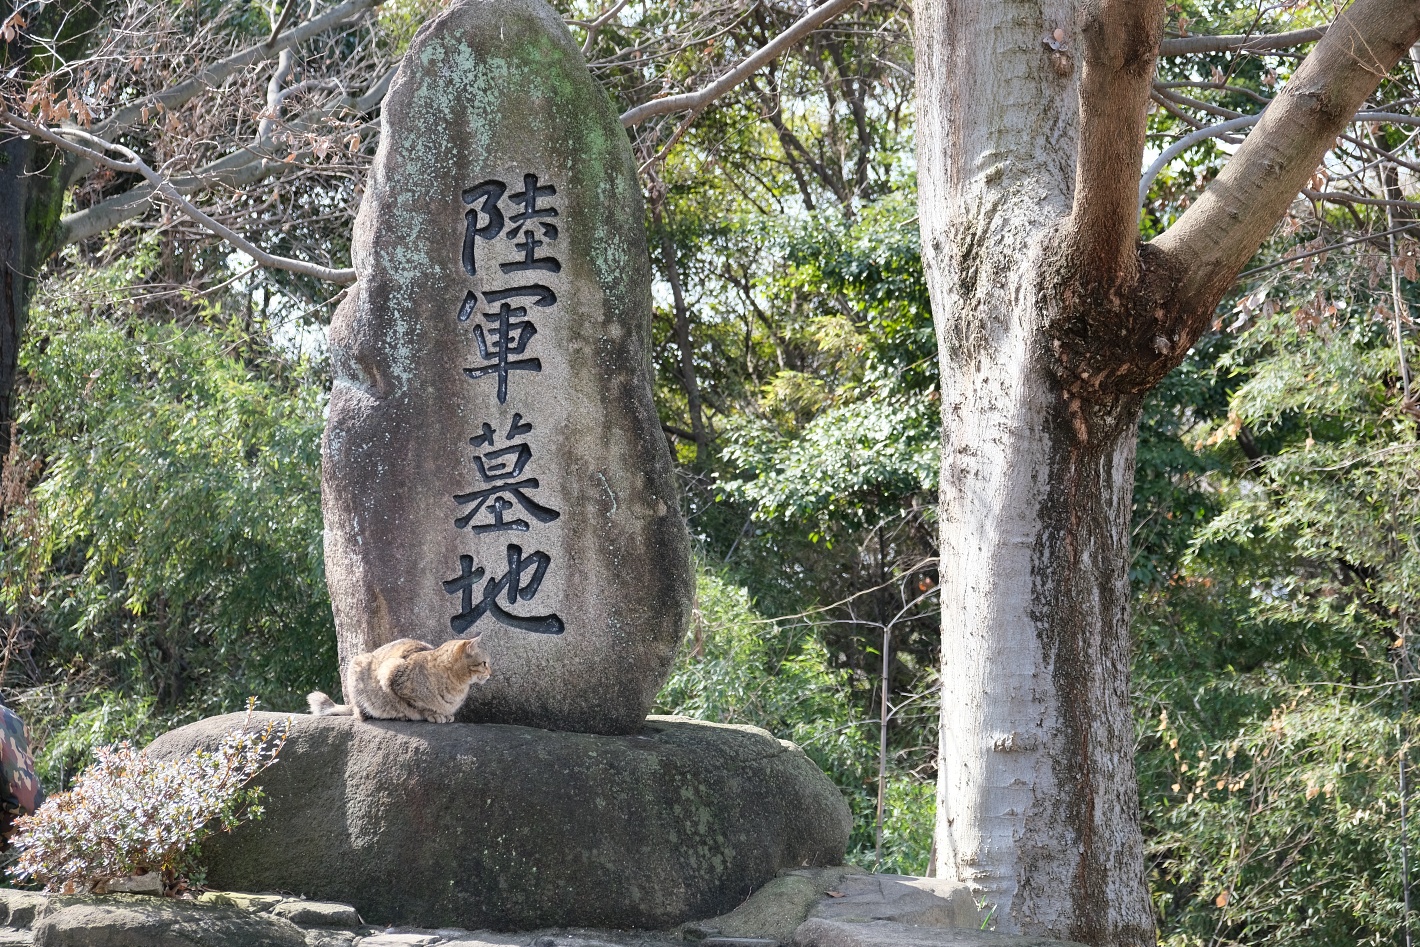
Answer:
[931, 321, 1150, 945]
[913, 0, 1156, 933]
[917, 0, 1420, 943]
[1, 1, 99, 476]
[0, 136, 70, 470]
[652, 202, 709, 464]
[917, 91, 1153, 940]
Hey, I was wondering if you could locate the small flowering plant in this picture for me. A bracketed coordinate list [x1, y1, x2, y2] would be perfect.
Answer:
[7, 701, 290, 894]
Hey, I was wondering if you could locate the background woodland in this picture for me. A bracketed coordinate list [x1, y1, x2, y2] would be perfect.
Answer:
[2, 0, 1419, 944]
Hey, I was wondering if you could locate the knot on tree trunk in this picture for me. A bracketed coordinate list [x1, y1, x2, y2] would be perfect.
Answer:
[1044, 241, 1207, 403]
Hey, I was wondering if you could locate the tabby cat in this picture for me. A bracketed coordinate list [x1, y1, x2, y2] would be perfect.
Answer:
[308, 635, 491, 723]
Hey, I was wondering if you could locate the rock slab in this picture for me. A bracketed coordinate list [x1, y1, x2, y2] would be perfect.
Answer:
[807, 873, 981, 928]
[145, 712, 851, 930]
[322, 0, 691, 735]
[32, 896, 306, 947]
[792, 920, 1083, 947]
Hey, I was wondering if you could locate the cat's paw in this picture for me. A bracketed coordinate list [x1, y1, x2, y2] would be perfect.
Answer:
[427, 712, 454, 724]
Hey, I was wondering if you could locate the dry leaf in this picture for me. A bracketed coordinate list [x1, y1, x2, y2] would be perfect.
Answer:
[1215, 891, 1229, 908]
[1, 10, 24, 42]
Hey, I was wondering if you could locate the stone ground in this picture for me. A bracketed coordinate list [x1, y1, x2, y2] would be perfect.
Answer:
[0, 867, 1084, 947]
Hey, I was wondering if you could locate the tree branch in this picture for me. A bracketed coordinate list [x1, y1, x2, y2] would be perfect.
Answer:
[1152, 0, 1420, 309]
[56, 63, 392, 246]
[1302, 188, 1420, 211]
[1065, 0, 1167, 283]
[95, 0, 382, 137]
[577, 0, 630, 56]
[1138, 111, 1420, 207]
[1158, 25, 1327, 57]
[2, 109, 355, 284]
[618, 0, 860, 128]
[1138, 115, 1259, 208]
[1150, 89, 1207, 129]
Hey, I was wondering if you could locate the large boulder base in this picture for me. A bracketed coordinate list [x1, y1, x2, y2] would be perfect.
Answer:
[145, 713, 851, 930]
[0, 883, 1088, 947]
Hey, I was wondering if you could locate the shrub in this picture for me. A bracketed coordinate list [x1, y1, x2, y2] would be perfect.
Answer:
[2, 254, 337, 767]
[7, 705, 289, 893]
[656, 566, 934, 874]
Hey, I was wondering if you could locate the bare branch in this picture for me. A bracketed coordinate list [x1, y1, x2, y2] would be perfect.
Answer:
[1238, 222, 1420, 278]
[259, 49, 298, 142]
[1153, 84, 1245, 120]
[61, 147, 285, 245]
[1302, 188, 1420, 211]
[1139, 115, 1259, 208]
[56, 59, 392, 246]
[1139, 110, 1420, 207]
[267, 0, 298, 47]
[1150, 90, 1208, 129]
[578, 0, 631, 56]
[1156, 79, 1273, 107]
[618, 0, 860, 128]
[1, 109, 355, 284]
[1158, 25, 1327, 57]
[1152, 0, 1420, 309]
[95, 0, 382, 137]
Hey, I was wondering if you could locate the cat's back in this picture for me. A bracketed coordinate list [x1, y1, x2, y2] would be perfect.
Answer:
[352, 637, 432, 675]
[347, 638, 434, 719]
[387, 637, 488, 719]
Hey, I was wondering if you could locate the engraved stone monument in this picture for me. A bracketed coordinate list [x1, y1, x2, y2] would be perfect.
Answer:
[146, 0, 853, 927]
[321, 0, 692, 735]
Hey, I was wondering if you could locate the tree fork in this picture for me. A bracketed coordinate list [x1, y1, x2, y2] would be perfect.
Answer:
[920, 0, 1420, 944]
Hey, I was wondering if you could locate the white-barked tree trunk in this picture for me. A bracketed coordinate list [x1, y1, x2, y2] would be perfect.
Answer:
[915, 1, 1420, 944]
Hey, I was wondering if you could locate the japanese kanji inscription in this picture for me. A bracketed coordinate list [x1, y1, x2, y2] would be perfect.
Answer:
[449, 176, 564, 630]
[320, 0, 692, 735]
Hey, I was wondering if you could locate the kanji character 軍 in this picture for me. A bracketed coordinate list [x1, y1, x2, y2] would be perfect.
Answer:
[465, 303, 542, 404]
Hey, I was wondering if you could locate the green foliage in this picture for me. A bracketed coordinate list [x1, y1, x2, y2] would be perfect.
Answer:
[655, 567, 932, 875]
[716, 194, 937, 534]
[1144, 688, 1404, 947]
[1134, 220, 1420, 946]
[9, 706, 289, 892]
[1, 253, 336, 781]
[26, 691, 157, 790]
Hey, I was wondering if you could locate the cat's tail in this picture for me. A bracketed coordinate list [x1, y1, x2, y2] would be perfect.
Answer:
[307, 691, 353, 716]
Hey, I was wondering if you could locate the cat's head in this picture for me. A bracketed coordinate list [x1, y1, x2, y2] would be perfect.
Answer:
[454, 633, 492, 685]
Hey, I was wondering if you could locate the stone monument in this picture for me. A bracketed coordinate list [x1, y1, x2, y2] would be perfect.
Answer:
[147, 0, 853, 929]
[321, 0, 692, 735]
